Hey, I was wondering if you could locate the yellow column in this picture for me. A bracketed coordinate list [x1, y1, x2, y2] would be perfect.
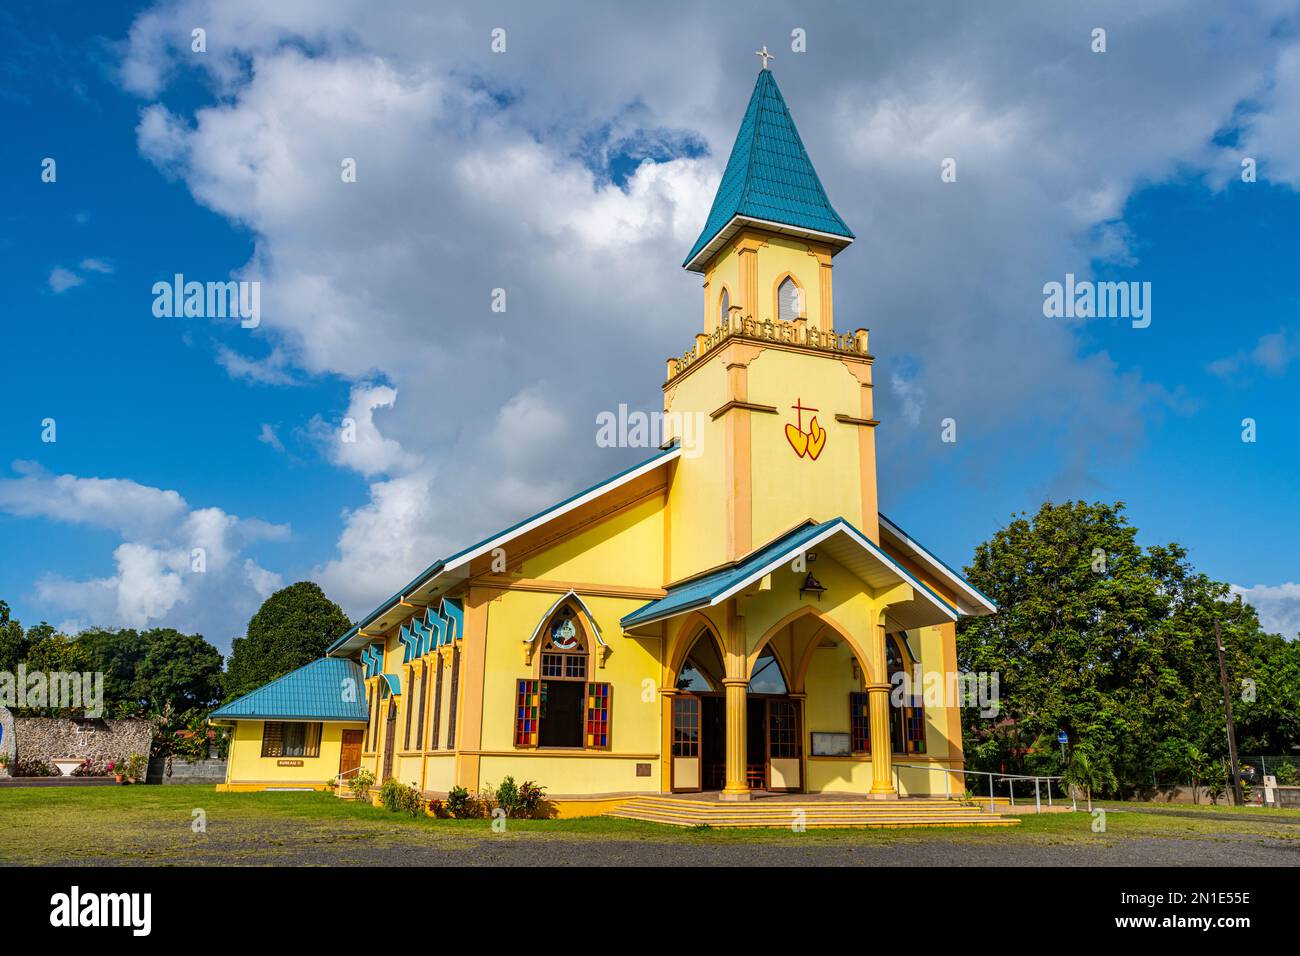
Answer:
[720, 601, 750, 800]
[721, 677, 750, 800]
[867, 618, 896, 796]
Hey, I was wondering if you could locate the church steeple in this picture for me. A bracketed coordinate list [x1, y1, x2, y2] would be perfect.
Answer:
[662, 62, 878, 581]
[683, 67, 854, 274]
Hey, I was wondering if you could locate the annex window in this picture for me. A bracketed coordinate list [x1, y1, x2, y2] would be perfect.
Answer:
[777, 276, 801, 322]
[261, 722, 321, 758]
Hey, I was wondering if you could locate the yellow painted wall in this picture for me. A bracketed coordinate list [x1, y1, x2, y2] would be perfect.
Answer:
[744, 348, 867, 542]
[225, 720, 356, 786]
[913, 625, 952, 760]
[423, 753, 457, 793]
[473, 588, 664, 796]
[664, 357, 729, 582]
[702, 232, 827, 327]
[755, 235, 823, 323]
[520, 493, 664, 587]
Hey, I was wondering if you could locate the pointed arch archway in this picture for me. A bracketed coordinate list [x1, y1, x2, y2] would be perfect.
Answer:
[749, 605, 879, 690]
[667, 618, 728, 792]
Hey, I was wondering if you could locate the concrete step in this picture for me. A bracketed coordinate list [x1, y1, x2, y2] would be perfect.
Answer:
[606, 797, 1020, 829]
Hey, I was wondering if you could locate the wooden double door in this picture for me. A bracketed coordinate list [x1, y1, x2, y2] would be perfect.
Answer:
[671, 694, 801, 792]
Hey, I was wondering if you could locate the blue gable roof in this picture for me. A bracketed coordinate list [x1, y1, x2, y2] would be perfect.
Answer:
[211, 657, 368, 722]
[684, 69, 853, 271]
[621, 516, 975, 631]
[621, 520, 835, 628]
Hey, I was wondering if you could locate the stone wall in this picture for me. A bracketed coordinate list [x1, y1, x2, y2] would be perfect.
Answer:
[13, 717, 154, 768]
[0, 707, 14, 777]
[147, 756, 227, 785]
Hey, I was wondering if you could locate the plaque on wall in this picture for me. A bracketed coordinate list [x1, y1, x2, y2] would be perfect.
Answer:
[276, 759, 304, 767]
[811, 732, 851, 756]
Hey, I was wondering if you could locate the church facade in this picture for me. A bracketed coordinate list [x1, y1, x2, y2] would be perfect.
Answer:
[212, 64, 995, 805]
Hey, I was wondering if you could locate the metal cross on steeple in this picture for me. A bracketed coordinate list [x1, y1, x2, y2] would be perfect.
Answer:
[755, 45, 774, 70]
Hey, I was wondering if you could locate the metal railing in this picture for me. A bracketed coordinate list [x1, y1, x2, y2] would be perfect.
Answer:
[893, 762, 1071, 814]
[335, 766, 363, 799]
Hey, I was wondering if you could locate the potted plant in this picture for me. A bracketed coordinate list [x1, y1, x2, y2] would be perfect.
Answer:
[124, 753, 147, 784]
[108, 760, 124, 784]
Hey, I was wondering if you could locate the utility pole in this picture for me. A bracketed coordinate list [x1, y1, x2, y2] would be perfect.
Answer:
[1215, 620, 1244, 806]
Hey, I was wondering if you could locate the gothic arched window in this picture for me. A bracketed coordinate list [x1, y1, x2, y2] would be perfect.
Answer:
[718, 287, 730, 326]
[777, 276, 801, 322]
[749, 646, 789, 694]
[540, 604, 588, 680]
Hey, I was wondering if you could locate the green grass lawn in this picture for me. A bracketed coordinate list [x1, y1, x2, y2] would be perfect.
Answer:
[1, 785, 1296, 865]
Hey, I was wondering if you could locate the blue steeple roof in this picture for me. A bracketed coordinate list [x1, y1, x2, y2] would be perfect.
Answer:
[683, 68, 854, 272]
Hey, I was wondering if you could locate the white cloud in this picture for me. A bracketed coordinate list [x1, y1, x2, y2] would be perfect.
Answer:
[0, 462, 287, 641]
[48, 258, 114, 293]
[108, 0, 1300, 620]
[1208, 329, 1298, 381]
[216, 344, 300, 386]
[48, 267, 83, 293]
[1232, 582, 1300, 639]
[258, 423, 285, 453]
[309, 383, 419, 479]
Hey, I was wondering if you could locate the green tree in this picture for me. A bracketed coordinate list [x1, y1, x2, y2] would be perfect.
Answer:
[78, 626, 147, 705]
[958, 500, 1289, 798]
[223, 582, 350, 700]
[79, 626, 223, 713]
[0, 601, 28, 673]
[135, 629, 224, 710]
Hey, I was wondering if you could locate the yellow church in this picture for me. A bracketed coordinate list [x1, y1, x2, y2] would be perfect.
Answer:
[212, 61, 997, 818]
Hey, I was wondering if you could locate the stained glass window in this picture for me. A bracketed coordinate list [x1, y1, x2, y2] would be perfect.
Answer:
[585, 682, 611, 749]
[515, 679, 540, 747]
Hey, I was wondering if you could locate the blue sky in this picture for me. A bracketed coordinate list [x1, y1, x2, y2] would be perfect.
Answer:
[2, 1, 1299, 649]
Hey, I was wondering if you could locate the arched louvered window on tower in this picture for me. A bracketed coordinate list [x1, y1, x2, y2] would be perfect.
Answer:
[718, 287, 730, 327]
[778, 277, 801, 323]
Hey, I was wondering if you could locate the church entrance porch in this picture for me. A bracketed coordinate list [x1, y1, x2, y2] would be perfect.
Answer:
[670, 636, 804, 794]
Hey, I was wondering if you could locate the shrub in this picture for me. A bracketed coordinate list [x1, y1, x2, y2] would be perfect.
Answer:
[123, 753, 147, 782]
[348, 768, 375, 800]
[71, 758, 112, 777]
[495, 776, 521, 817]
[379, 780, 425, 817]
[517, 780, 546, 818]
[446, 785, 472, 817]
[13, 758, 55, 777]
[469, 787, 498, 819]
[1274, 763, 1297, 786]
